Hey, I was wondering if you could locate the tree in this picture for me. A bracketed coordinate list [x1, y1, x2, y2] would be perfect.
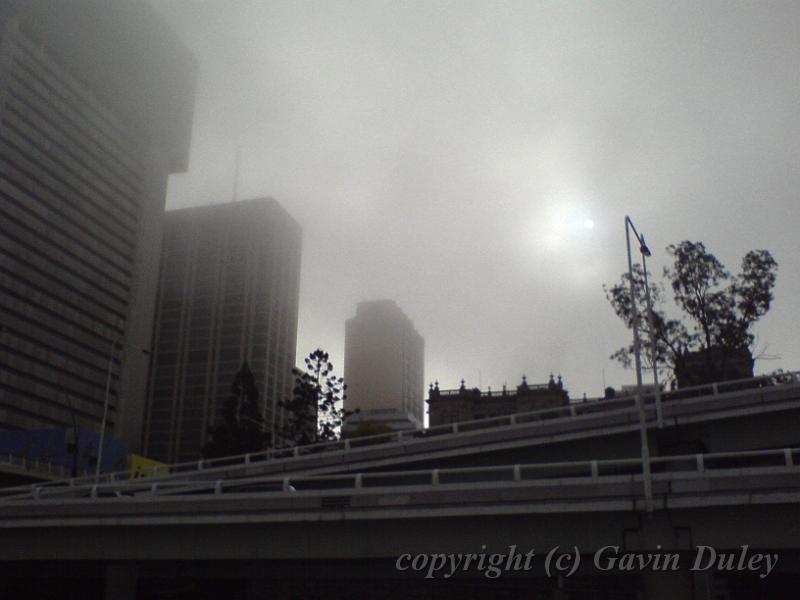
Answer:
[202, 362, 270, 459]
[277, 349, 356, 447]
[605, 241, 777, 386]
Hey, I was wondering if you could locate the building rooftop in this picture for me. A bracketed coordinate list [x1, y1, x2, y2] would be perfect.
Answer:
[1, 0, 197, 171]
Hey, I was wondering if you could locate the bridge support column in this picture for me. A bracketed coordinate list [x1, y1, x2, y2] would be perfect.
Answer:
[641, 570, 693, 600]
[104, 564, 138, 600]
[691, 571, 715, 600]
[551, 575, 568, 599]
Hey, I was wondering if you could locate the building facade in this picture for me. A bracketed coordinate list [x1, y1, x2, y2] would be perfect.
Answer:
[344, 300, 425, 430]
[143, 198, 302, 464]
[0, 0, 196, 451]
[675, 346, 754, 389]
[427, 375, 569, 427]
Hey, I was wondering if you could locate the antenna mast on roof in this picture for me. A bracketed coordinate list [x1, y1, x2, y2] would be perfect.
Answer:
[232, 144, 242, 202]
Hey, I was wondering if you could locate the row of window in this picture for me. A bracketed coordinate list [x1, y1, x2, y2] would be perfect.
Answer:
[5, 73, 141, 225]
[14, 30, 146, 186]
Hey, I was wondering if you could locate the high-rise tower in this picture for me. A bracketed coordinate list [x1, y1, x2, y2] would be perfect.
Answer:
[344, 300, 424, 431]
[143, 198, 302, 463]
[0, 0, 196, 451]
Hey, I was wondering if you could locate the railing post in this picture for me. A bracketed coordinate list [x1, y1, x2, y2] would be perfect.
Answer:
[590, 460, 599, 480]
[655, 389, 663, 429]
[244, 453, 251, 465]
[513, 464, 521, 482]
[344, 439, 351, 451]
[452, 423, 459, 434]
[696, 454, 704, 472]
[509, 414, 516, 425]
[293, 446, 300, 458]
[396, 432, 403, 442]
[197, 459, 204, 471]
[711, 383, 718, 395]
[282, 477, 292, 492]
[431, 469, 440, 486]
[569, 405, 576, 417]
[354, 473, 363, 489]
[784, 448, 794, 467]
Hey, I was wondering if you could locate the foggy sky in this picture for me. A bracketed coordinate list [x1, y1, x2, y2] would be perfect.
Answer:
[152, 0, 800, 401]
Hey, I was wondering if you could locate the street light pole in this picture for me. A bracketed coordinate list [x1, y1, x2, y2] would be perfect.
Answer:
[95, 335, 120, 483]
[625, 216, 653, 513]
[639, 236, 663, 428]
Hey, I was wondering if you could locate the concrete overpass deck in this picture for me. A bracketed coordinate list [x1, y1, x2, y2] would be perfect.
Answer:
[2, 449, 799, 600]
[2, 447, 798, 522]
[2, 371, 798, 500]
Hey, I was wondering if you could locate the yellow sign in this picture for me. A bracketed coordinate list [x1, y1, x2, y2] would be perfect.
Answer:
[128, 454, 169, 478]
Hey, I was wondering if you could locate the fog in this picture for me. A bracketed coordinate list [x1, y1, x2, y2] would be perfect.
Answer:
[153, 0, 800, 399]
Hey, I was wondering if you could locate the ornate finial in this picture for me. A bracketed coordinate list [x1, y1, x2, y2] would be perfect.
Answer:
[434, 380, 439, 390]
[522, 375, 527, 384]
[460, 379, 466, 389]
[429, 382, 434, 391]
[487, 386, 492, 396]
[548, 372, 559, 390]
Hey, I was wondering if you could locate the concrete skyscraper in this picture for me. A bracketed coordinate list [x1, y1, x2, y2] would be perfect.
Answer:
[143, 198, 302, 463]
[0, 1, 196, 451]
[344, 300, 425, 432]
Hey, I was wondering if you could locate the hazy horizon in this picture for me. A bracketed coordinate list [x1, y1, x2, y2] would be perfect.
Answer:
[153, 0, 800, 401]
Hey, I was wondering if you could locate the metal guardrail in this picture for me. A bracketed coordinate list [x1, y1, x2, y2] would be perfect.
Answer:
[0, 454, 67, 478]
[3, 370, 798, 496]
[2, 447, 798, 504]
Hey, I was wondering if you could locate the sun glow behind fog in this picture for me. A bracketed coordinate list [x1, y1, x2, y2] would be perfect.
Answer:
[536, 194, 598, 252]
[518, 192, 606, 287]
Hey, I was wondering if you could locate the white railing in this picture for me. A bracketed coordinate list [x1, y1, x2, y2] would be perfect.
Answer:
[0, 454, 68, 478]
[3, 369, 798, 496]
[2, 447, 798, 504]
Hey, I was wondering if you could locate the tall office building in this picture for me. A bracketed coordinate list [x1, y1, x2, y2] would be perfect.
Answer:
[143, 198, 302, 463]
[344, 300, 425, 431]
[0, 1, 196, 451]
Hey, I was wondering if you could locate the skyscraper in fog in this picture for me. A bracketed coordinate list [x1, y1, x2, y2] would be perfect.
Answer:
[143, 198, 302, 463]
[0, 1, 196, 450]
[344, 300, 424, 431]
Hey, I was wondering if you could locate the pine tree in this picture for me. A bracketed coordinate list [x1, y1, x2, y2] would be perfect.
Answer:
[202, 362, 270, 458]
[277, 349, 356, 447]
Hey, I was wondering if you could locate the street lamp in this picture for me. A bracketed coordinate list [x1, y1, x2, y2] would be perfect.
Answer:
[95, 338, 151, 481]
[95, 335, 120, 483]
[624, 218, 663, 426]
[637, 235, 664, 429]
[624, 216, 655, 513]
